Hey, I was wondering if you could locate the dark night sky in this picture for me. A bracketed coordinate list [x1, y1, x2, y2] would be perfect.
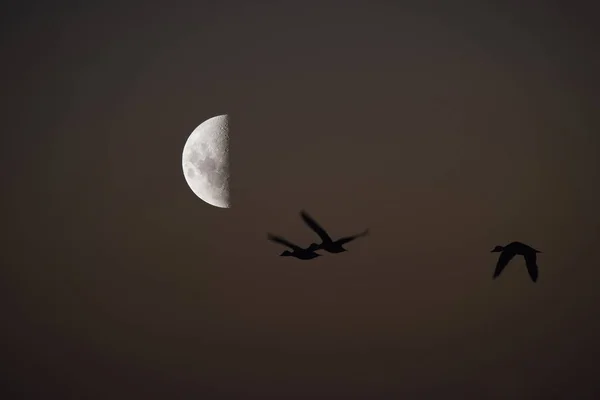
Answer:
[2, 1, 600, 398]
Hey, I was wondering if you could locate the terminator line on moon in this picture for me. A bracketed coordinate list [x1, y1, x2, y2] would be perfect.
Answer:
[182, 114, 230, 208]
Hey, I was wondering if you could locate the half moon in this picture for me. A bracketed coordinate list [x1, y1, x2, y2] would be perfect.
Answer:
[182, 114, 230, 208]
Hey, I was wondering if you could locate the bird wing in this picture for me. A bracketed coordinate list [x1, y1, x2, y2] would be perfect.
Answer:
[267, 234, 301, 250]
[493, 251, 516, 279]
[524, 253, 539, 282]
[300, 211, 332, 242]
[514, 242, 541, 253]
[336, 229, 369, 245]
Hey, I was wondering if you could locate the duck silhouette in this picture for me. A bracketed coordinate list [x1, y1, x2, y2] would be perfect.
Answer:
[491, 241, 541, 282]
[300, 210, 368, 254]
[267, 233, 322, 260]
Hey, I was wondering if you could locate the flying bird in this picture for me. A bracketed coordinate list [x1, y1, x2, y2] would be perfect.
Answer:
[267, 233, 322, 260]
[300, 210, 368, 254]
[490, 241, 541, 282]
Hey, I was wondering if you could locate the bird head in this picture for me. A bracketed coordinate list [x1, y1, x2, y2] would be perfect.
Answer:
[280, 250, 293, 257]
[491, 245, 504, 253]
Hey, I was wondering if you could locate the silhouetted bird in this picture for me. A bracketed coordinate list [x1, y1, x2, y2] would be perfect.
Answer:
[300, 210, 368, 253]
[267, 233, 322, 260]
[491, 242, 541, 282]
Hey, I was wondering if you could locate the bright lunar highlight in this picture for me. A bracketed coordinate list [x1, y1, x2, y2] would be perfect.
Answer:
[182, 114, 230, 208]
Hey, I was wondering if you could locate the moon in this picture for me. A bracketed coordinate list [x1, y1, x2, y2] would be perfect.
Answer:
[182, 114, 230, 208]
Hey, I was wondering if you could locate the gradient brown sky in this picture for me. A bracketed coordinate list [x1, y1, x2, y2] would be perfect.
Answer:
[2, 1, 600, 399]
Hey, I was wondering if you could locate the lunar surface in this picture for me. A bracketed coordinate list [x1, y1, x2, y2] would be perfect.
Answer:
[182, 114, 230, 208]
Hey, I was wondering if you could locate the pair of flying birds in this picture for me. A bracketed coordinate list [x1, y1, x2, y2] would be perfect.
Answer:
[267, 211, 369, 259]
[268, 211, 542, 283]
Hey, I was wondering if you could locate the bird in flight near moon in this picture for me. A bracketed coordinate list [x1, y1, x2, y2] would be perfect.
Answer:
[267, 233, 322, 260]
[490, 241, 541, 282]
[266, 210, 368, 260]
[182, 114, 230, 208]
[300, 210, 369, 253]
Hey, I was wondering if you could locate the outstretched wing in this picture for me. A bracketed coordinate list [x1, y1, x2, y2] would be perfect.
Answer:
[493, 251, 515, 279]
[336, 229, 369, 246]
[524, 253, 539, 282]
[267, 233, 300, 250]
[300, 211, 332, 242]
